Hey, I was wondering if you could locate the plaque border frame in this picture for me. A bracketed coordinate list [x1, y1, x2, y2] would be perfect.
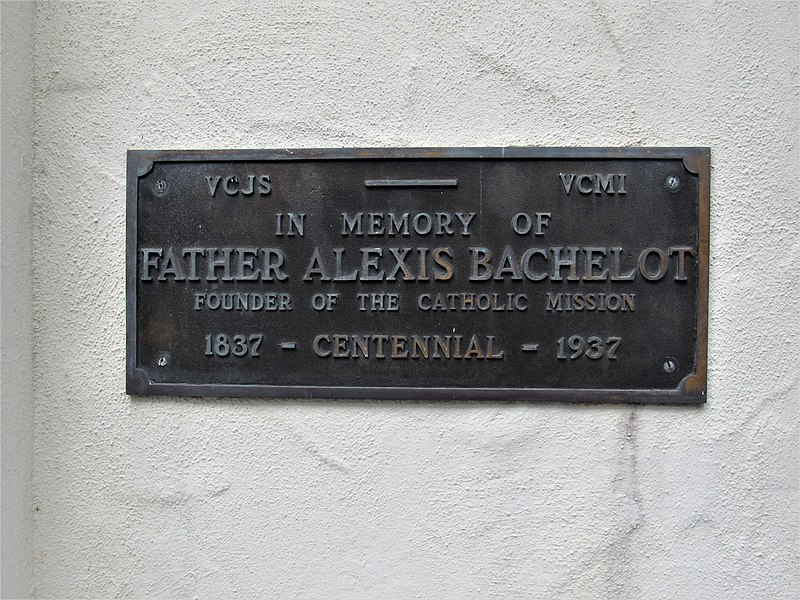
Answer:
[126, 147, 709, 404]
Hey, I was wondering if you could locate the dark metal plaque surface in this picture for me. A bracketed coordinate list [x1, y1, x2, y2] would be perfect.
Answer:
[127, 148, 709, 403]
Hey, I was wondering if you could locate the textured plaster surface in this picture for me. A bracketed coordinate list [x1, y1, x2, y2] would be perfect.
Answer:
[27, 0, 799, 598]
[1, 1, 35, 597]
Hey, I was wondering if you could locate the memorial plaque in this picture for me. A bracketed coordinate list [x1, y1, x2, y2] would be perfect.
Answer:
[126, 148, 709, 403]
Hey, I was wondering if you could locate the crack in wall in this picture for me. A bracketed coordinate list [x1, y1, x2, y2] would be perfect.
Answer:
[602, 409, 645, 597]
[559, 409, 645, 597]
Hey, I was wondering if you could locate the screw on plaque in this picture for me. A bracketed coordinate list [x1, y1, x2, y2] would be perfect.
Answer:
[664, 175, 681, 192]
[663, 357, 678, 373]
[154, 179, 168, 196]
[156, 353, 168, 367]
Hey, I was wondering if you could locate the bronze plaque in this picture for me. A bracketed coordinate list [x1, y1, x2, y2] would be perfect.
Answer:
[127, 148, 709, 403]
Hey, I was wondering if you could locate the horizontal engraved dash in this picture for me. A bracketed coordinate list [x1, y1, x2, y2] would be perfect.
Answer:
[364, 179, 458, 187]
[521, 343, 539, 352]
[279, 342, 297, 350]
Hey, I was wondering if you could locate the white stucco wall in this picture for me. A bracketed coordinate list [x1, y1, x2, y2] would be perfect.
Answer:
[19, 0, 800, 598]
[1, 2, 35, 598]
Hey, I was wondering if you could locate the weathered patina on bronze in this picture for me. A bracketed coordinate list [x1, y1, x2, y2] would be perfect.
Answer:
[127, 147, 709, 403]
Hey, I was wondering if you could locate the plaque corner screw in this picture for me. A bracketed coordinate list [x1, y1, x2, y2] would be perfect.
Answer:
[665, 175, 681, 192]
[663, 357, 678, 373]
[156, 353, 168, 367]
[154, 179, 168, 196]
